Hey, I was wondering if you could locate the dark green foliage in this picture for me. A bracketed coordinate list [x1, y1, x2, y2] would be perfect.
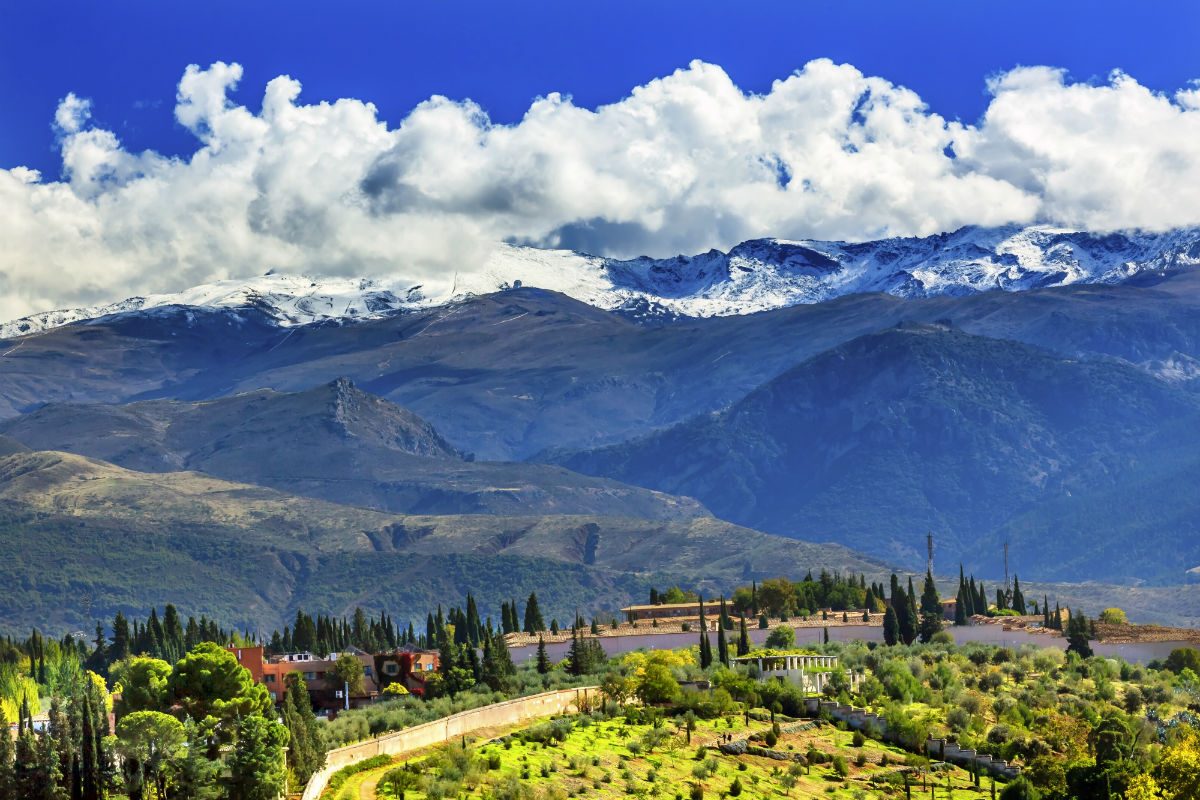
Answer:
[883, 604, 899, 646]
[523, 592, 545, 634]
[281, 673, 323, 783]
[918, 571, 944, 643]
[224, 715, 288, 800]
[1065, 610, 1093, 658]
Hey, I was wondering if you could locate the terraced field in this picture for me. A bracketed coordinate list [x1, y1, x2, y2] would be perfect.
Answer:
[324, 712, 1001, 800]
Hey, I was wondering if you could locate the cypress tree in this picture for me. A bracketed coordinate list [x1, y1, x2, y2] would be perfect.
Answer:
[737, 615, 750, 656]
[535, 637, 550, 674]
[523, 592, 545, 634]
[1011, 576, 1026, 615]
[890, 577, 908, 640]
[883, 604, 899, 646]
[918, 571, 944, 643]
[698, 598, 712, 668]
[717, 619, 729, 667]
[903, 578, 919, 645]
[1065, 609, 1093, 657]
[954, 586, 968, 626]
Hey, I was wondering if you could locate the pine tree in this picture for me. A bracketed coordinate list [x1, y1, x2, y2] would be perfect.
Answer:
[918, 571, 944, 643]
[535, 637, 550, 674]
[883, 604, 899, 646]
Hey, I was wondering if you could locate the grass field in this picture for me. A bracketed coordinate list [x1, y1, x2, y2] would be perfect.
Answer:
[331, 712, 1002, 800]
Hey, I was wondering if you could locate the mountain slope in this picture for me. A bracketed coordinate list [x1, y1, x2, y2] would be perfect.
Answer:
[551, 325, 1200, 579]
[5, 225, 1200, 339]
[0, 448, 892, 633]
[0, 380, 705, 520]
[5, 272, 1200, 462]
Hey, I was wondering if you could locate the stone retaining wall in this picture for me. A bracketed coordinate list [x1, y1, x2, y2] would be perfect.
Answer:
[302, 686, 600, 800]
[802, 699, 1020, 780]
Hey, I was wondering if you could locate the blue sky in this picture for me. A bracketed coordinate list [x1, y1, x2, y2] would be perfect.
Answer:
[3, 0, 1198, 175]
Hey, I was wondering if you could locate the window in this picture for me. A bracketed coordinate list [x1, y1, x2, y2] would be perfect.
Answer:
[265, 675, 276, 684]
[304, 672, 316, 680]
[383, 662, 399, 676]
[364, 667, 372, 676]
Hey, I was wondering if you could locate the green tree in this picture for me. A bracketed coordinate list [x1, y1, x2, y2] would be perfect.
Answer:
[224, 715, 288, 800]
[330, 653, 365, 697]
[171, 719, 223, 800]
[535, 637, 551, 675]
[0, 712, 14, 800]
[110, 656, 172, 718]
[998, 775, 1041, 800]
[115, 710, 187, 800]
[698, 599, 712, 669]
[1065, 610, 1093, 658]
[1011, 576, 1027, 615]
[523, 592, 545, 634]
[903, 578, 919, 644]
[954, 587, 968, 626]
[883, 604, 899, 646]
[918, 571, 944, 643]
[1164, 647, 1200, 674]
[636, 663, 680, 705]
[281, 673, 323, 785]
[1098, 608, 1128, 625]
[168, 643, 272, 731]
[764, 625, 795, 650]
[736, 615, 751, 657]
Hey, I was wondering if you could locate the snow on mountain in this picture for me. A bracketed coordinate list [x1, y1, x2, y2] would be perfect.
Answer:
[5, 224, 1200, 338]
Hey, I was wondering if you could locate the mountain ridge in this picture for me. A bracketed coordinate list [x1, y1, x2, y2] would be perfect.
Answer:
[6, 224, 1200, 338]
[548, 324, 1200, 580]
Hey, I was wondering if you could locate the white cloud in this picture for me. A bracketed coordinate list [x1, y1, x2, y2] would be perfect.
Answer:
[1, 58, 1199, 320]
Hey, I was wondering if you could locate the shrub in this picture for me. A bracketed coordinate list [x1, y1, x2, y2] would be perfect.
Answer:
[851, 731, 865, 747]
[728, 777, 743, 797]
[831, 755, 849, 778]
[764, 731, 778, 747]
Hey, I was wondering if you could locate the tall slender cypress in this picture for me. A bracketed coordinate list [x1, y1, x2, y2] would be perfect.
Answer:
[698, 599, 712, 668]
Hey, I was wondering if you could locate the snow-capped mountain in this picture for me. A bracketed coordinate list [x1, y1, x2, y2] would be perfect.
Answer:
[6, 224, 1200, 338]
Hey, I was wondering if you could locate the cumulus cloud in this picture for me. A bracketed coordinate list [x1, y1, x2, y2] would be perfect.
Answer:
[2, 58, 1200, 319]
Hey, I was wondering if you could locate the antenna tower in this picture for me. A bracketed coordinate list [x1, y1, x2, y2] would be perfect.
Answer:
[926, 531, 934, 576]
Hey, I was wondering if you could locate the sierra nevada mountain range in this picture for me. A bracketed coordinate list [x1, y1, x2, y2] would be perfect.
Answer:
[3, 223, 1200, 630]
